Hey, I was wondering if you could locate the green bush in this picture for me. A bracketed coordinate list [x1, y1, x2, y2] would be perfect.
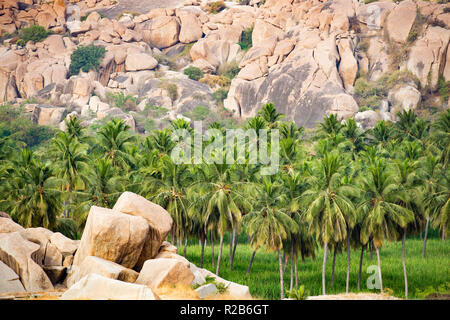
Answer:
[17, 25, 49, 46]
[106, 92, 139, 111]
[238, 27, 253, 51]
[184, 105, 211, 121]
[69, 44, 106, 76]
[213, 88, 229, 105]
[0, 104, 56, 148]
[439, 76, 449, 104]
[218, 61, 240, 80]
[184, 66, 204, 81]
[208, 1, 226, 14]
[285, 285, 308, 300]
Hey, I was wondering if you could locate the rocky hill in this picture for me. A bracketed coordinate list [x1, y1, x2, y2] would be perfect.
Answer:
[0, 0, 449, 132]
[0, 191, 251, 300]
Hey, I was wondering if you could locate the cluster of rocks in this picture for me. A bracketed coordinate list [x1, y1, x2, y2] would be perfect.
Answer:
[0, 192, 251, 300]
[1, 0, 449, 131]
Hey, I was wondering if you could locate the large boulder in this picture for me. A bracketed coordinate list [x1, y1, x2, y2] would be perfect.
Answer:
[125, 53, 158, 71]
[135, 258, 195, 289]
[0, 232, 53, 292]
[61, 274, 159, 300]
[149, 16, 180, 49]
[67, 256, 139, 287]
[0, 260, 26, 294]
[0, 217, 25, 234]
[385, 0, 417, 44]
[72, 206, 149, 269]
[179, 12, 203, 44]
[49, 232, 78, 257]
[113, 192, 173, 270]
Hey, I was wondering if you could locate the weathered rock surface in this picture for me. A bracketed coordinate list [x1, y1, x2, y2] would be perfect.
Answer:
[0, 260, 26, 294]
[135, 258, 195, 289]
[73, 206, 149, 269]
[62, 274, 159, 300]
[112, 192, 173, 269]
[0, 232, 53, 292]
[0, 217, 25, 234]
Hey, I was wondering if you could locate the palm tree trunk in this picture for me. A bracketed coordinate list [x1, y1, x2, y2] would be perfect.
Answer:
[290, 246, 294, 291]
[322, 242, 328, 295]
[369, 240, 373, 260]
[171, 228, 175, 245]
[402, 231, 408, 299]
[231, 230, 238, 270]
[247, 250, 256, 274]
[229, 230, 234, 267]
[277, 250, 285, 300]
[357, 245, 364, 291]
[346, 232, 351, 293]
[442, 227, 446, 240]
[216, 234, 224, 275]
[331, 247, 337, 286]
[294, 255, 298, 288]
[375, 244, 383, 292]
[183, 238, 188, 257]
[200, 235, 205, 268]
[282, 251, 287, 273]
[210, 232, 215, 269]
[422, 216, 429, 259]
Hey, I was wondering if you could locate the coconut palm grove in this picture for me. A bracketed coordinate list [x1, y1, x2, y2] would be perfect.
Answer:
[0, 102, 449, 300]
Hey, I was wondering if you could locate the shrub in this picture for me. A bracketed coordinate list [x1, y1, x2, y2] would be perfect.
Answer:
[285, 285, 308, 300]
[238, 27, 253, 51]
[145, 104, 168, 118]
[69, 44, 106, 76]
[439, 75, 449, 104]
[218, 61, 240, 80]
[106, 92, 139, 111]
[159, 81, 179, 101]
[184, 66, 204, 81]
[184, 105, 211, 121]
[17, 25, 49, 46]
[199, 74, 231, 88]
[208, 1, 226, 14]
[213, 88, 229, 105]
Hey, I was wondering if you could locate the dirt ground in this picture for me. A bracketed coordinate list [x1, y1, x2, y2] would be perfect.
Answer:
[97, 0, 187, 19]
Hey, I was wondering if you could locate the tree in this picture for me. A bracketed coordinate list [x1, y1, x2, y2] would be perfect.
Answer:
[1, 150, 61, 229]
[243, 178, 298, 299]
[97, 119, 135, 170]
[50, 131, 90, 218]
[358, 159, 415, 292]
[258, 102, 284, 127]
[301, 152, 357, 295]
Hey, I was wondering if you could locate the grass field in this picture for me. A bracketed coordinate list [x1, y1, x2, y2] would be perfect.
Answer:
[183, 236, 449, 300]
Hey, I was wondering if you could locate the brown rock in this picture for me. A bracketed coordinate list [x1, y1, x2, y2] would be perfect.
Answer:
[0, 232, 54, 292]
[72, 206, 149, 269]
[0, 217, 24, 234]
[149, 16, 180, 49]
[135, 258, 195, 289]
[113, 192, 173, 270]
[386, 0, 417, 43]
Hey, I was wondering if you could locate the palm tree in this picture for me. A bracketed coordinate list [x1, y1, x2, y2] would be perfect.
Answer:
[192, 156, 247, 276]
[1, 150, 62, 229]
[301, 152, 357, 295]
[97, 118, 136, 169]
[143, 155, 193, 246]
[73, 158, 125, 229]
[358, 159, 415, 292]
[317, 114, 342, 139]
[370, 120, 394, 146]
[50, 131, 90, 218]
[243, 178, 298, 299]
[258, 102, 284, 127]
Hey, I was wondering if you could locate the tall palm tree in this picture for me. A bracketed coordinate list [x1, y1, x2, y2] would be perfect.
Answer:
[301, 152, 357, 295]
[243, 178, 298, 299]
[1, 150, 62, 229]
[358, 159, 415, 292]
[73, 158, 125, 230]
[192, 157, 247, 276]
[97, 119, 135, 169]
[50, 131, 90, 218]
